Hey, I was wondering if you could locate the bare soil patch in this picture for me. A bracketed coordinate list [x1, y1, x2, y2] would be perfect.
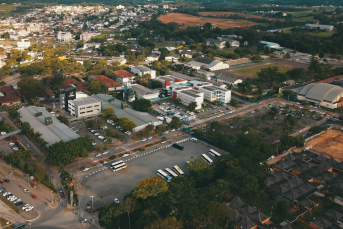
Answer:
[306, 129, 343, 161]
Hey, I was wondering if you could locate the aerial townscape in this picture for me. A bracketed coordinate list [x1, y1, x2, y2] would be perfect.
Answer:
[1, 0, 343, 228]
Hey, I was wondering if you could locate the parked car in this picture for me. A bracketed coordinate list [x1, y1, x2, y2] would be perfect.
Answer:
[4, 179, 10, 183]
[82, 168, 89, 172]
[121, 153, 129, 158]
[141, 138, 147, 142]
[114, 198, 120, 204]
[95, 153, 102, 157]
[23, 188, 29, 193]
[31, 194, 37, 199]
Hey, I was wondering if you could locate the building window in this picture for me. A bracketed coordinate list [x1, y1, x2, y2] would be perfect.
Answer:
[80, 112, 85, 114]
[80, 107, 85, 110]
[87, 110, 93, 113]
[86, 106, 92, 108]
[94, 105, 99, 107]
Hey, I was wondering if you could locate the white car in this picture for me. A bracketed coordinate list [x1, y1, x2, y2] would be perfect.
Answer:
[121, 153, 129, 158]
[23, 189, 29, 193]
[98, 136, 104, 139]
[92, 142, 97, 146]
[25, 206, 34, 212]
[190, 138, 198, 142]
[9, 143, 15, 146]
[141, 138, 147, 142]
[82, 168, 89, 172]
[9, 196, 17, 201]
[161, 141, 166, 144]
[170, 129, 175, 132]
[94, 132, 100, 136]
[22, 204, 30, 210]
[95, 153, 102, 157]
[148, 136, 153, 140]
[102, 151, 109, 155]
[3, 192, 10, 197]
[0, 132, 6, 135]
[103, 161, 109, 165]
[114, 198, 120, 204]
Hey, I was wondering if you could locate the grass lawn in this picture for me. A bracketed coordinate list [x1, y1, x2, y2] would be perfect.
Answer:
[0, 217, 12, 227]
[233, 64, 294, 77]
[292, 16, 316, 22]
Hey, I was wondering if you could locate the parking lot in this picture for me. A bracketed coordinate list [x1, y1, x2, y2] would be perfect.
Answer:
[152, 102, 234, 122]
[0, 162, 59, 219]
[79, 140, 217, 209]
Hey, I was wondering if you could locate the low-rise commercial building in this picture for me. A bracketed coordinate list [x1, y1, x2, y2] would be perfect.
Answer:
[185, 56, 230, 71]
[91, 94, 162, 132]
[305, 24, 334, 31]
[172, 86, 204, 110]
[131, 84, 160, 101]
[68, 96, 101, 118]
[193, 82, 231, 104]
[80, 32, 93, 41]
[130, 65, 156, 79]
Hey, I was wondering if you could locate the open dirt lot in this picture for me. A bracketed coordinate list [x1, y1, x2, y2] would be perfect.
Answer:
[158, 13, 259, 28]
[306, 129, 343, 161]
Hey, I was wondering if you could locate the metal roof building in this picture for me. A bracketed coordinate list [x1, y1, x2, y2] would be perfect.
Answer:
[19, 106, 80, 146]
[295, 83, 343, 109]
[91, 94, 162, 132]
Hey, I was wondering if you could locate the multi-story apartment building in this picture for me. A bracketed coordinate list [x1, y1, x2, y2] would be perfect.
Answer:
[172, 86, 204, 110]
[193, 82, 231, 104]
[68, 97, 101, 118]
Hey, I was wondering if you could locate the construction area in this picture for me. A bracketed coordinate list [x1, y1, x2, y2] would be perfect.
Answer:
[306, 128, 343, 161]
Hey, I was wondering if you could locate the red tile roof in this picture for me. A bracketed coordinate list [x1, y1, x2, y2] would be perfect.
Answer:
[95, 75, 123, 88]
[113, 70, 135, 79]
[0, 86, 21, 104]
[62, 79, 90, 90]
[316, 75, 343, 83]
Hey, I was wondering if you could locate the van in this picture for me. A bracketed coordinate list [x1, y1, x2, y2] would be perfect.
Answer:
[190, 138, 198, 143]
[172, 143, 184, 150]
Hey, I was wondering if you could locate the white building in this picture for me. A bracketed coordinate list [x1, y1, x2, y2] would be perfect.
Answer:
[80, 32, 92, 41]
[165, 53, 180, 62]
[304, 24, 334, 31]
[17, 39, 30, 48]
[26, 23, 41, 32]
[185, 56, 230, 71]
[68, 96, 101, 118]
[146, 54, 159, 63]
[206, 38, 226, 49]
[216, 74, 243, 87]
[172, 86, 204, 110]
[130, 65, 156, 79]
[131, 84, 160, 101]
[59, 91, 88, 109]
[57, 31, 72, 42]
[193, 82, 231, 104]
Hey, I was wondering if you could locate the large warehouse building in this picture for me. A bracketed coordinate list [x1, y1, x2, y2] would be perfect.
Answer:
[19, 106, 80, 146]
[293, 83, 343, 109]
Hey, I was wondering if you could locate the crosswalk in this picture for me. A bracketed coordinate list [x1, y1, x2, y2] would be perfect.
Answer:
[37, 205, 52, 213]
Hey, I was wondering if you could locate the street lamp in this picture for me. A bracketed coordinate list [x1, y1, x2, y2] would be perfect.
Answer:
[90, 196, 94, 213]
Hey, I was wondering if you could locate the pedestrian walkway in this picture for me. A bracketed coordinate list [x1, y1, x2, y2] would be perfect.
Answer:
[36, 204, 52, 214]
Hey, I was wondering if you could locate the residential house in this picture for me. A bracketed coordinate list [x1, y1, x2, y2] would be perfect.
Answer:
[165, 53, 180, 62]
[146, 54, 159, 63]
[113, 70, 135, 84]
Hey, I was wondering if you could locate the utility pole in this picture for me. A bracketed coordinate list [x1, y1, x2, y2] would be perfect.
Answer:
[90, 196, 94, 213]
[51, 191, 53, 204]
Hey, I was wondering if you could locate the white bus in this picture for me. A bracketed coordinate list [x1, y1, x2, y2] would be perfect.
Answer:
[111, 162, 127, 172]
[209, 149, 221, 157]
[165, 168, 178, 178]
[173, 165, 184, 177]
[157, 169, 172, 182]
[111, 160, 124, 167]
[202, 154, 213, 165]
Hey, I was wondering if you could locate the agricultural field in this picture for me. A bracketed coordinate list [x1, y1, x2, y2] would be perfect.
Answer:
[158, 13, 259, 28]
[199, 11, 276, 20]
[306, 129, 343, 161]
[233, 64, 294, 77]
[282, 29, 335, 37]
[0, 4, 18, 17]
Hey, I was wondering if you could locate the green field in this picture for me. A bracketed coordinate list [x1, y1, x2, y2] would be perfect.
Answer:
[0, 4, 18, 17]
[233, 64, 294, 77]
[282, 29, 335, 37]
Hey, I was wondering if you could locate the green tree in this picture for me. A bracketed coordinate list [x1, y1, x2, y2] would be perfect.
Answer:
[88, 80, 102, 94]
[116, 117, 137, 131]
[98, 202, 122, 228]
[144, 217, 184, 229]
[251, 55, 263, 62]
[284, 52, 291, 59]
[243, 175, 259, 194]
[230, 99, 238, 107]
[151, 80, 162, 89]
[122, 197, 138, 229]
[102, 107, 114, 118]
[187, 158, 209, 172]
[132, 177, 168, 199]
[57, 115, 69, 125]
[169, 116, 182, 129]
[188, 102, 197, 111]
[132, 98, 152, 112]
[319, 51, 325, 59]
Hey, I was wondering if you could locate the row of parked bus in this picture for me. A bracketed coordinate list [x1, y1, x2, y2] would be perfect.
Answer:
[157, 165, 184, 182]
[110, 160, 127, 172]
[201, 149, 222, 165]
